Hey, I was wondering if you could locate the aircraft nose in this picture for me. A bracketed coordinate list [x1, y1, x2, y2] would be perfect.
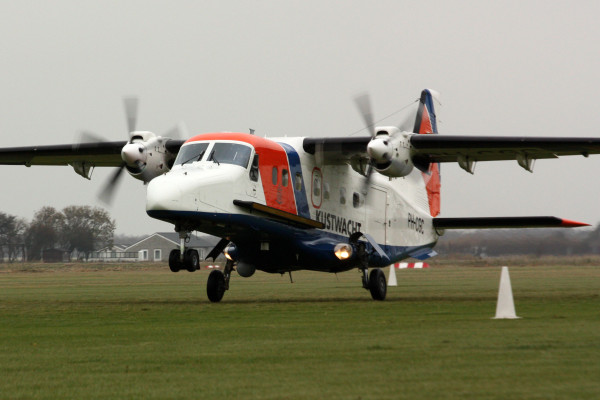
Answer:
[121, 142, 147, 166]
[146, 175, 182, 211]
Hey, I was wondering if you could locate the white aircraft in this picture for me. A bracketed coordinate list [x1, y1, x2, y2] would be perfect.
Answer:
[2, 89, 599, 302]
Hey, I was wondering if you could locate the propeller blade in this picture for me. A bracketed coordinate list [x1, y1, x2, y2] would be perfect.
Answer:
[361, 161, 374, 196]
[72, 130, 109, 151]
[354, 93, 376, 138]
[315, 141, 324, 168]
[163, 121, 189, 140]
[123, 97, 139, 134]
[397, 102, 420, 132]
[79, 130, 108, 144]
[98, 163, 126, 205]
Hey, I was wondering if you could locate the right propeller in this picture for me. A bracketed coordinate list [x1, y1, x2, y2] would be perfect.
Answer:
[353, 92, 416, 196]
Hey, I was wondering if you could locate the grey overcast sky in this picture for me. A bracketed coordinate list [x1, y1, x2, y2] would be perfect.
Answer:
[1, 0, 599, 235]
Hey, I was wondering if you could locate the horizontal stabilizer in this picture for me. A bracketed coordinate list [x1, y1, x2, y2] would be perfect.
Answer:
[433, 216, 589, 230]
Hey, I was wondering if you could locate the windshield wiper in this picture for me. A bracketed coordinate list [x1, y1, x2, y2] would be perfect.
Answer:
[209, 151, 220, 166]
[181, 150, 205, 166]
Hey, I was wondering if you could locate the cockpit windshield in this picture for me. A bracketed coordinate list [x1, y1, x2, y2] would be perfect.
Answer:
[208, 143, 251, 168]
[174, 142, 210, 166]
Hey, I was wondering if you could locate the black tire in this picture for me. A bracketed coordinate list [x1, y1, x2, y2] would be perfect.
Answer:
[169, 249, 181, 273]
[207, 270, 226, 303]
[184, 249, 200, 272]
[368, 268, 387, 301]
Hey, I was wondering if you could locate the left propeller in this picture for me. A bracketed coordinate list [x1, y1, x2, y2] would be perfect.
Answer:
[97, 96, 141, 205]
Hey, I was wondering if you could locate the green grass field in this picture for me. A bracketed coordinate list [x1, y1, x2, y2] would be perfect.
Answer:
[1, 260, 598, 399]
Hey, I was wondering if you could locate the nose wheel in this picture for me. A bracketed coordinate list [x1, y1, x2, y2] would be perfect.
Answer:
[168, 249, 200, 272]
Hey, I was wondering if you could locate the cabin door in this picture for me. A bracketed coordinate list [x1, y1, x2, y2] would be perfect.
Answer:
[367, 187, 387, 245]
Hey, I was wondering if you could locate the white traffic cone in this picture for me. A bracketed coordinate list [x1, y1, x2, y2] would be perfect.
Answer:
[388, 264, 397, 287]
[494, 266, 520, 319]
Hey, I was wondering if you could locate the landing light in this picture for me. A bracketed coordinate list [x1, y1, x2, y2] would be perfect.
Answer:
[224, 250, 233, 261]
[334, 243, 353, 260]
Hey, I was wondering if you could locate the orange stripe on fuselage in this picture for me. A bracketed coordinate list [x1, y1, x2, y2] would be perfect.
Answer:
[186, 132, 297, 215]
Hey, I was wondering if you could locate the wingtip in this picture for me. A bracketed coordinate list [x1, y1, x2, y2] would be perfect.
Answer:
[560, 219, 591, 228]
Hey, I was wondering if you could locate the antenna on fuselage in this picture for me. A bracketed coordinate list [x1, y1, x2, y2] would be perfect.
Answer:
[249, 128, 255, 135]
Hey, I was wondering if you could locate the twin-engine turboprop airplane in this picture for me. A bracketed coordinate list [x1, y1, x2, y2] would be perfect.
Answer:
[2, 89, 600, 302]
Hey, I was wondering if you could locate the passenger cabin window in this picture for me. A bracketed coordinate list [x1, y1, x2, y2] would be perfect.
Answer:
[294, 173, 303, 191]
[208, 143, 251, 167]
[272, 166, 278, 185]
[340, 187, 346, 205]
[353, 192, 363, 208]
[323, 183, 330, 200]
[174, 142, 209, 165]
[281, 169, 289, 187]
[249, 154, 259, 182]
[311, 168, 322, 208]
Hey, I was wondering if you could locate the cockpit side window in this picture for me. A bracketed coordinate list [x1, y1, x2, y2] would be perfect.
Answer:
[249, 154, 259, 182]
[174, 142, 210, 166]
[208, 143, 252, 167]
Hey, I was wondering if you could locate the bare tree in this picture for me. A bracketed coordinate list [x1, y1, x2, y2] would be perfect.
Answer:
[60, 205, 115, 260]
[0, 212, 27, 262]
[25, 207, 64, 261]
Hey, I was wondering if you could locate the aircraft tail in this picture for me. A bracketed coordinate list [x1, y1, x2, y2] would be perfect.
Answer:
[413, 89, 441, 217]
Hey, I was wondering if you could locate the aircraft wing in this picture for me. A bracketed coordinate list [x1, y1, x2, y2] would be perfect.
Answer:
[303, 135, 600, 171]
[0, 139, 186, 167]
[410, 135, 600, 164]
[0, 141, 127, 167]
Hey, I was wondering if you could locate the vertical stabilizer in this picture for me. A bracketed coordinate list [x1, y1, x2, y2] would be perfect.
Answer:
[414, 89, 441, 216]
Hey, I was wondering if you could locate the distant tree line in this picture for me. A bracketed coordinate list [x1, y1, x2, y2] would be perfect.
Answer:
[437, 225, 600, 257]
[0, 206, 115, 261]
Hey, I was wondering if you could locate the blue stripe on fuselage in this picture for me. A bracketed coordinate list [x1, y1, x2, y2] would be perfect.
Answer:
[147, 209, 437, 270]
[277, 142, 310, 218]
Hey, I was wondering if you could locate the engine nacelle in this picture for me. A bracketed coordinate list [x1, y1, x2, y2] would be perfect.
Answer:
[367, 127, 414, 178]
[236, 261, 256, 278]
[121, 131, 177, 183]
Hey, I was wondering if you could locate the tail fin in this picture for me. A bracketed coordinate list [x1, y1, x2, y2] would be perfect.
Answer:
[414, 89, 441, 217]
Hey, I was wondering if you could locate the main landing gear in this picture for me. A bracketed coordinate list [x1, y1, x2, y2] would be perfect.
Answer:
[353, 236, 387, 301]
[206, 259, 234, 303]
[361, 268, 387, 301]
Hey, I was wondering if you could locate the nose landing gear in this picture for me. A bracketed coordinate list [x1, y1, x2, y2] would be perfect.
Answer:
[168, 231, 200, 272]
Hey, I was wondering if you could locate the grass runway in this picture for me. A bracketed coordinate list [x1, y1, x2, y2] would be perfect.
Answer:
[0, 260, 599, 399]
